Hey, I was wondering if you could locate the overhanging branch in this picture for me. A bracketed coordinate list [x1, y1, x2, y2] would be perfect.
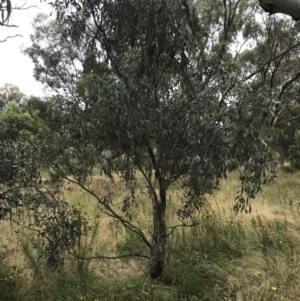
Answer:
[51, 163, 152, 249]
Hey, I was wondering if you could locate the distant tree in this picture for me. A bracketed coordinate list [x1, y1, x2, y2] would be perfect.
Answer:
[236, 17, 300, 165]
[0, 101, 36, 141]
[0, 84, 24, 111]
[22, 95, 63, 132]
[0, 86, 54, 142]
[289, 130, 300, 169]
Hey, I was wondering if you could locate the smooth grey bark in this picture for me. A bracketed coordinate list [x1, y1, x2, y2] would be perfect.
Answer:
[259, 0, 300, 20]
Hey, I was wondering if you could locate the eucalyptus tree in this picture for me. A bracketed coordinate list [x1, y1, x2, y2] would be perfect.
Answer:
[22, 0, 295, 278]
[237, 16, 300, 163]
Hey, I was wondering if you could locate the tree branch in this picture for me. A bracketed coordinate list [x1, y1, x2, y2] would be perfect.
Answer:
[0, 21, 17, 27]
[166, 221, 198, 238]
[0, 34, 22, 42]
[52, 163, 152, 249]
[147, 145, 156, 168]
[273, 113, 300, 127]
[243, 41, 300, 81]
[10, 218, 52, 243]
[279, 71, 300, 99]
[12, 2, 39, 10]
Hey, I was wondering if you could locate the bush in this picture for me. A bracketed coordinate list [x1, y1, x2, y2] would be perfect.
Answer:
[0, 253, 21, 301]
[289, 130, 300, 170]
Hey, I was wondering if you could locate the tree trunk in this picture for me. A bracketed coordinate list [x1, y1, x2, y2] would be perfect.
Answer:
[259, 0, 300, 20]
[149, 177, 167, 279]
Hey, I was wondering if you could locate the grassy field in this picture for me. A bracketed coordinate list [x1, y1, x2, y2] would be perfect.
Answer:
[1, 169, 300, 301]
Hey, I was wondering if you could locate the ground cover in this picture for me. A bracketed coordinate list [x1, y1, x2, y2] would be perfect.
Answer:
[1, 169, 300, 301]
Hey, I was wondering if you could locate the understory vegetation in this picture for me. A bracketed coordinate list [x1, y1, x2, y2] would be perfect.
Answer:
[1, 168, 300, 301]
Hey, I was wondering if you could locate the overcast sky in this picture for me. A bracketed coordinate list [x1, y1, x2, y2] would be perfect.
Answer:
[0, 1, 52, 96]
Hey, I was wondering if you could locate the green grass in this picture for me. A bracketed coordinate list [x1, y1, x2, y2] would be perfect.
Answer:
[1, 169, 300, 300]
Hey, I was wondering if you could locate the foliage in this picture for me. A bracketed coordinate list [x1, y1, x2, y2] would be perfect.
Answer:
[288, 130, 300, 170]
[0, 101, 37, 141]
[0, 139, 88, 269]
[32, 203, 90, 268]
[0, 254, 20, 301]
[236, 17, 300, 163]
[0, 84, 24, 111]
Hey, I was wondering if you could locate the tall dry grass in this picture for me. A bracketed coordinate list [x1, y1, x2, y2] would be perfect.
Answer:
[1, 169, 300, 300]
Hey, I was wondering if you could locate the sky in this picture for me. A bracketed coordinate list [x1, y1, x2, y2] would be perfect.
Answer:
[0, 1, 52, 97]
